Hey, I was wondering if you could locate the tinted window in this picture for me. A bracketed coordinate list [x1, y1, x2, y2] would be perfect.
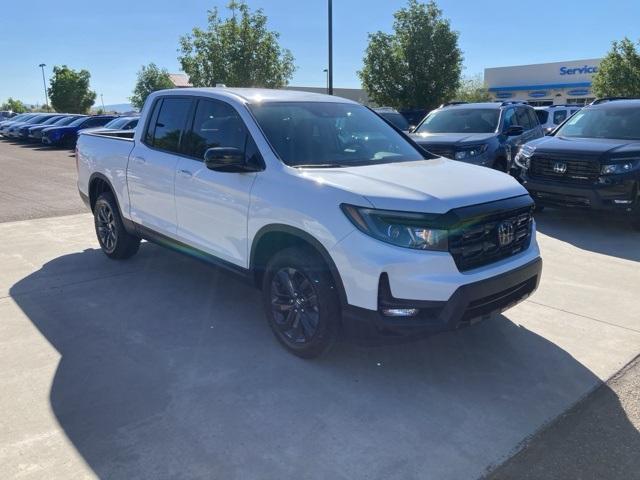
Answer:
[535, 110, 549, 124]
[55, 116, 82, 126]
[553, 110, 568, 124]
[378, 112, 410, 131]
[516, 108, 533, 130]
[417, 108, 499, 134]
[527, 108, 539, 127]
[556, 107, 640, 140]
[40, 116, 64, 126]
[148, 98, 192, 153]
[84, 117, 114, 128]
[503, 109, 517, 129]
[185, 99, 248, 159]
[250, 102, 424, 167]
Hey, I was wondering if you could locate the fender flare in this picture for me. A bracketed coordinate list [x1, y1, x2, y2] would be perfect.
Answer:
[250, 224, 348, 306]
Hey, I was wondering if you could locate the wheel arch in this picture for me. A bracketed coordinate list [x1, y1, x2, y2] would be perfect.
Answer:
[88, 173, 136, 235]
[250, 225, 348, 306]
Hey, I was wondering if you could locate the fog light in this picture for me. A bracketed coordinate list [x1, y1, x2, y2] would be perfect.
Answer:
[613, 200, 633, 204]
[381, 308, 419, 317]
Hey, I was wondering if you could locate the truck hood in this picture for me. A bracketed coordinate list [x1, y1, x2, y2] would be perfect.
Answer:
[298, 158, 527, 213]
[409, 132, 496, 145]
[527, 135, 640, 157]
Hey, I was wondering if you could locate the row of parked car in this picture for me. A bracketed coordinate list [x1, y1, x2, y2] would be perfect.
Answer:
[400, 98, 640, 229]
[0, 112, 138, 148]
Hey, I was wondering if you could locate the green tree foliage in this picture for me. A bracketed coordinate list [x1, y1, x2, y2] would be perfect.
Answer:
[592, 37, 640, 98]
[130, 63, 175, 110]
[359, 0, 463, 110]
[49, 66, 96, 113]
[1, 98, 28, 113]
[454, 74, 492, 103]
[178, 1, 295, 88]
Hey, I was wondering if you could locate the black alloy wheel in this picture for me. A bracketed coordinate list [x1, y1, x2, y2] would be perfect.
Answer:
[270, 267, 321, 344]
[96, 202, 117, 253]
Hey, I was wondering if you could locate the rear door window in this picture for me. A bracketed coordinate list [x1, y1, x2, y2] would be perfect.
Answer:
[553, 110, 568, 125]
[145, 97, 193, 153]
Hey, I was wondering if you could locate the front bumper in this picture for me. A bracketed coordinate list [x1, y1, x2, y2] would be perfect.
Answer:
[343, 257, 542, 340]
[523, 173, 638, 211]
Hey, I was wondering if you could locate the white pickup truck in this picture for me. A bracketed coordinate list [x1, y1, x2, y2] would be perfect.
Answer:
[76, 88, 542, 357]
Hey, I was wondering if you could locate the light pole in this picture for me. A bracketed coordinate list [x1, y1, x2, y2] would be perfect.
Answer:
[100, 93, 105, 112]
[323, 68, 329, 94]
[38, 63, 49, 110]
[327, 0, 333, 95]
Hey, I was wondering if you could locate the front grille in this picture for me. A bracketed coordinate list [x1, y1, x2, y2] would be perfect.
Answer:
[529, 153, 600, 185]
[448, 205, 533, 272]
[420, 143, 455, 159]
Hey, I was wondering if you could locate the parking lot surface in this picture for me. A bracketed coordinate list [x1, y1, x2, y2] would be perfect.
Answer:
[1, 142, 639, 479]
[0, 141, 84, 222]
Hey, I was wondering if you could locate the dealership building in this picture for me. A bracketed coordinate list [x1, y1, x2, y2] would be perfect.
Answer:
[484, 58, 602, 106]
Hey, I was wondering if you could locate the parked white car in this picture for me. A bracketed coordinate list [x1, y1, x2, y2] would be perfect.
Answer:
[76, 88, 542, 357]
[535, 105, 581, 134]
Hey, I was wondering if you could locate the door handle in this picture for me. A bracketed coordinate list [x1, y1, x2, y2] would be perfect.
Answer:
[178, 169, 193, 178]
[132, 156, 146, 165]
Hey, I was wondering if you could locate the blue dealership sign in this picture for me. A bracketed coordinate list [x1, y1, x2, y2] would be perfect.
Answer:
[495, 92, 513, 99]
[559, 65, 598, 75]
[568, 88, 590, 96]
[529, 91, 548, 98]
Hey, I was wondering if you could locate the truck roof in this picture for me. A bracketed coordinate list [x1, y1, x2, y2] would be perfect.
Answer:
[155, 87, 359, 105]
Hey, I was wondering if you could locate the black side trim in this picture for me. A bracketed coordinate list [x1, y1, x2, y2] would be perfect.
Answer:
[250, 224, 348, 305]
[135, 224, 253, 282]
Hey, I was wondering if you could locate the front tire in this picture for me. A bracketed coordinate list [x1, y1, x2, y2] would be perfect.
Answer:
[262, 247, 341, 358]
[93, 192, 140, 259]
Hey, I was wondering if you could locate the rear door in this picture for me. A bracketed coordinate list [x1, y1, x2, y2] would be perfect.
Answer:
[173, 97, 260, 267]
[127, 96, 193, 236]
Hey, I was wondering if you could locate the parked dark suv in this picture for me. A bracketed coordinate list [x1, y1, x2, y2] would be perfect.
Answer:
[515, 98, 640, 229]
[410, 101, 544, 172]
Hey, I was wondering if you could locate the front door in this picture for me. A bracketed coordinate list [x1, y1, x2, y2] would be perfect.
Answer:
[173, 98, 260, 268]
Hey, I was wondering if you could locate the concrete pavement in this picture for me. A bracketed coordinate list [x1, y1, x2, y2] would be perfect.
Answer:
[1, 209, 639, 479]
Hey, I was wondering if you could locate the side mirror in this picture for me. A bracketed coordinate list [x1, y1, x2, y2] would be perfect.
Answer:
[204, 147, 252, 172]
[408, 125, 417, 133]
[503, 125, 525, 137]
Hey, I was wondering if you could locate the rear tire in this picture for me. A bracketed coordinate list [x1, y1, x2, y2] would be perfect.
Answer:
[262, 247, 341, 358]
[93, 192, 140, 259]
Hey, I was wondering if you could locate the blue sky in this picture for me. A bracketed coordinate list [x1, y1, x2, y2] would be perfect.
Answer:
[2, 0, 640, 105]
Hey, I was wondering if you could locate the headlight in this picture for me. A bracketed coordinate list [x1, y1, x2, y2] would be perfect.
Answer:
[341, 204, 448, 251]
[514, 145, 535, 169]
[454, 144, 488, 160]
[600, 159, 640, 175]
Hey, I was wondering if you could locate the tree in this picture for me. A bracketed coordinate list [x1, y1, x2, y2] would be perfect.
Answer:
[49, 65, 96, 113]
[359, 0, 463, 111]
[454, 74, 492, 103]
[592, 37, 640, 98]
[1, 98, 28, 113]
[130, 63, 175, 110]
[178, 1, 295, 88]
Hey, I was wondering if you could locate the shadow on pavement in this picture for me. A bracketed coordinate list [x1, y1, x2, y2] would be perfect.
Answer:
[10, 243, 640, 479]
[535, 207, 640, 262]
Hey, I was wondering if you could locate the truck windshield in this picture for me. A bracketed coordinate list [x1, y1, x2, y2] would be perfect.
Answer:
[249, 102, 426, 167]
[555, 107, 640, 140]
[416, 108, 500, 134]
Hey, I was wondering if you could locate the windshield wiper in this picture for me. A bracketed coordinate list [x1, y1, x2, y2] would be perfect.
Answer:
[292, 163, 346, 168]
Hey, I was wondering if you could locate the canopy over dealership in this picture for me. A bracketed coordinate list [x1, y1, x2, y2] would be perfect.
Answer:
[484, 59, 602, 106]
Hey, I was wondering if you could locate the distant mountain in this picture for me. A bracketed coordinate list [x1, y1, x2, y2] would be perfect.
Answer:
[100, 103, 136, 113]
